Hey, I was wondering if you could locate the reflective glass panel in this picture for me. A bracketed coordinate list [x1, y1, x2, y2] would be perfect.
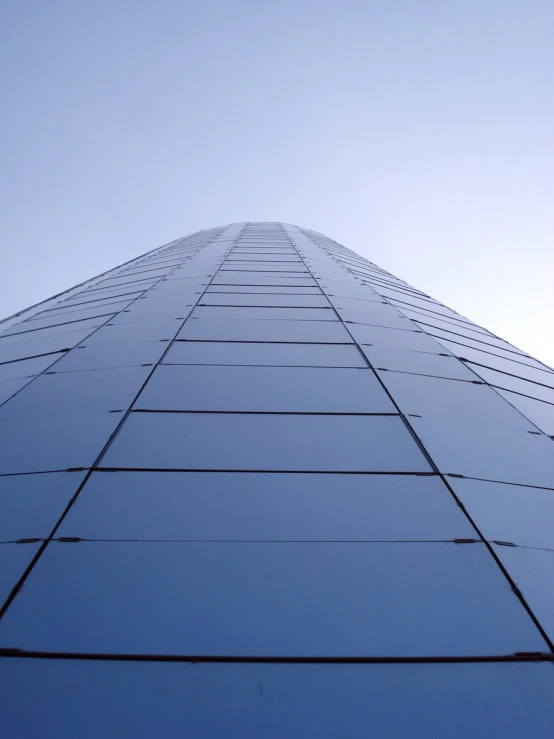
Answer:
[349, 324, 446, 353]
[200, 293, 330, 307]
[191, 306, 337, 321]
[0, 353, 60, 382]
[0, 411, 124, 474]
[136, 365, 395, 413]
[360, 345, 476, 380]
[0, 540, 543, 656]
[450, 477, 554, 549]
[0, 366, 151, 419]
[53, 341, 168, 372]
[491, 544, 554, 645]
[177, 318, 353, 343]
[103, 412, 430, 472]
[59, 471, 474, 541]
[0, 376, 33, 406]
[0, 542, 41, 603]
[379, 372, 554, 486]
[164, 341, 365, 367]
[0, 471, 86, 541]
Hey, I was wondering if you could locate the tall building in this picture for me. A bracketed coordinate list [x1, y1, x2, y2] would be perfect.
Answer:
[1, 222, 553, 737]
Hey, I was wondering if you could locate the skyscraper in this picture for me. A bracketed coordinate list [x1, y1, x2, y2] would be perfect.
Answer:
[1, 222, 553, 736]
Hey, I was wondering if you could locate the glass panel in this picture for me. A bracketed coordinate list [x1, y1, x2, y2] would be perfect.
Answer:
[206, 285, 322, 294]
[211, 276, 317, 287]
[494, 390, 554, 436]
[191, 306, 337, 321]
[0, 540, 543, 656]
[0, 411, 124, 474]
[387, 295, 474, 323]
[108, 305, 194, 325]
[0, 328, 96, 364]
[320, 277, 376, 292]
[104, 266, 172, 279]
[199, 293, 330, 307]
[420, 323, 530, 358]
[220, 265, 309, 273]
[432, 337, 554, 377]
[468, 365, 554, 404]
[28, 300, 133, 323]
[162, 273, 212, 282]
[395, 305, 494, 337]
[163, 341, 366, 367]
[136, 365, 395, 413]
[373, 288, 455, 311]
[177, 318, 353, 343]
[59, 471, 474, 541]
[378, 372, 554, 487]
[95, 276, 161, 289]
[89, 277, 159, 291]
[61, 289, 146, 307]
[324, 287, 388, 302]
[54, 341, 168, 372]
[360, 345, 477, 381]
[492, 544, 554, 644]
[464, 356, 554, 388]
[349, 324, 446, 353]
[0, 376, 33, 406]
[450, 477, 554, 549]
[0, 366, 151, 420]
[337, 304, 417, 330]
[0, 471, 86, 541]
[82, 320, 179, 346]
[134, 296, 200, 316]
[0, 542, 41, 603]
[102, 412, 430, 472]
[0, 353, 60, 382]
[6, 311, 118, 334]
[361, 282, 429, 301]
[227, 254, 300, 261]
[0, 316, 109, 344]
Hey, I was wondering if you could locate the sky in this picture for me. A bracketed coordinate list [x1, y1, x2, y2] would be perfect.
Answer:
[1, 0, 553, 365]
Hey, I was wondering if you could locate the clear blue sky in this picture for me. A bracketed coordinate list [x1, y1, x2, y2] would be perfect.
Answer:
[1, 0, 553, 364]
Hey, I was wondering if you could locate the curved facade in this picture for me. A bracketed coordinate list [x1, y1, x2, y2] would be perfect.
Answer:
[1, 222, 554, 736]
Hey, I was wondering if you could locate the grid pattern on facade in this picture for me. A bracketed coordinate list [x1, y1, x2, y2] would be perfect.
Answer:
[0, 223, 554, 737]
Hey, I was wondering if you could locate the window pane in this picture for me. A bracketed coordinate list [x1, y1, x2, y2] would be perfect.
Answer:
[199, 293, 331, 307]
[0, 376, 34, 405]
[0, 411, 124, 474]
[0, 353, 60, 382]
[349, 324, 446, 353]
[0, 328, 97, 364]
[0, 542, 41, 603]
[494, 389, 554, 436]
[0, 540, 543, 656]
[163, 341, 365, 367]
[206, 285, 322, 294]
[59, 471, 474, 541]
[191, 306, 338, 321]
[0, 366, 151, 419]
[378, 372, 554, 487]
[54, 341, 167, 372]
[450, 477, 554, 550]
[177, 318, 352, 343]
[102, 412, 430, 472]
[0, 471, 85, 541]
[136, 365, 395, 413]
[492, 544, 554, 645]
[211, 276, 317, 287]
[360, 345, 476, 381]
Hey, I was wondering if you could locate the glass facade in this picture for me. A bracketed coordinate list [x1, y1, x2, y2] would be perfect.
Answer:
[1, 222, 553, 737]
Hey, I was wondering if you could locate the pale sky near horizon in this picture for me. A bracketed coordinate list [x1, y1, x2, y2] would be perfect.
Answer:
[1, 1, 553, 365]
